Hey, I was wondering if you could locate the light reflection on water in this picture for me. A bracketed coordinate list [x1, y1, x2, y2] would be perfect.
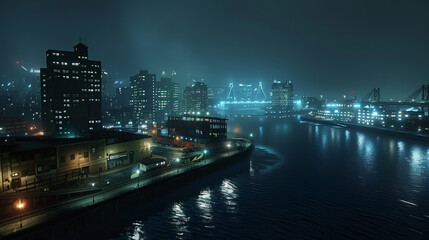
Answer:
[170, 202, 190, 239]
[92, 118, 429, 240]
[130, 221, 145, 240]
[196, 188, 213, 227]
[409, 146, 428, 188]
[345, 129, 350, 142]
[221, 179, 238, 214]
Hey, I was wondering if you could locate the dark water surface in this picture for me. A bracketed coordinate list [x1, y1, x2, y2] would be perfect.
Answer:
[81, 118, 429, 239]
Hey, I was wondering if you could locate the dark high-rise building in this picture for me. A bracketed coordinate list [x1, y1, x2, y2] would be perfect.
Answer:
[272, 80, 293, 110]
[183, 82, 208, 114]
[101, 70, 110, 100]
[130, 70, 155, 125]
[114, 87, 132, 110]
[41, 43, 102, 137]
[154, 75, 180, 124]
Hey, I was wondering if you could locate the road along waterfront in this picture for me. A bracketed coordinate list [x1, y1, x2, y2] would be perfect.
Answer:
[0, 138, 253, 239]
[75, 116, 429, 240]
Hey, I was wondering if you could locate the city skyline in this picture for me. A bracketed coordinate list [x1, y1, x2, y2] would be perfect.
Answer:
[1, 1, 429, 239]
[1, 0, 428, 99]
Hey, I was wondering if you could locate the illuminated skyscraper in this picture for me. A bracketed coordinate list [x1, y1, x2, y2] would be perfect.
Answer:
[154, 76, 179, 123]
[272, 80, 293, 110]
[130, 70, 155, 125]
[40, 43, 102, 137]
[183, 82, 208, 114]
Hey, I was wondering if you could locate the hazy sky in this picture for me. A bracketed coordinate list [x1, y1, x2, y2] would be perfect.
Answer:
[1, 0, 428, 99]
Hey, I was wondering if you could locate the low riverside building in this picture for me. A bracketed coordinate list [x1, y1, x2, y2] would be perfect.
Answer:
[0, 117, 27, 137]
[139, 158, 166, 172]
[155, 115, 227, 147]
[355, 104, 429, 132]
[0, 131, 152, 192]
[311, 100, 355, 122]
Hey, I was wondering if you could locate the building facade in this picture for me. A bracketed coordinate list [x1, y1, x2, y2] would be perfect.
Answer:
[183, 82, 208, 114]
[40, 43, 102, 137]
[154, 77, 180, 124]
[130, 70, 155, 126]
[272, 80, 293, 110]
[162, 115, 227, 146]
[0, 131, 152, 192]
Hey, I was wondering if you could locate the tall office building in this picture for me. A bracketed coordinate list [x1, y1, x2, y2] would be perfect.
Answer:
[130, 70, 155, 125]
[272, 80, 293, 110]
[40, 43, 102, 137]
[183, 82, 208, 114]
[101, 70, 110, 100]
[154, 76, 179, 123]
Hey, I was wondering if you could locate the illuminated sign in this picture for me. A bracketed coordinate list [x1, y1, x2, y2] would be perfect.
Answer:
[108, 151, 128, 161]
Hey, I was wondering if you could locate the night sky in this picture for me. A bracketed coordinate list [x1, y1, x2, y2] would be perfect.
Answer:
[1, 0, 428, 99]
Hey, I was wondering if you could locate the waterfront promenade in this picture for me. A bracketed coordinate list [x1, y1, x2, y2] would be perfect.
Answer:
[300, 116, 429, 142]
[0, 139, 253, 239]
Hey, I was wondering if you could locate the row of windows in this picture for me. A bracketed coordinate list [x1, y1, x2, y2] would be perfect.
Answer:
[82, 89, 101, 92]
[60, 152, 89, 163]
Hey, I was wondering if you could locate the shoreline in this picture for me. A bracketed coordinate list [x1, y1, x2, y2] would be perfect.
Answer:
[0, 140, 254, 239]
[300, 116, 429, 142]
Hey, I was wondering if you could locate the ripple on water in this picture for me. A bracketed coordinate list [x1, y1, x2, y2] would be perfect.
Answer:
[77, 119, 429, 240]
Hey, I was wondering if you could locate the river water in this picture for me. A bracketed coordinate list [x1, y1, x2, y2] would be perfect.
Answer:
[81, 117, 429, 239]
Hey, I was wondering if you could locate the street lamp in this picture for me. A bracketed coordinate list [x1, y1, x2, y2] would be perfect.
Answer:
[91, 182, 95, 203]
[136, 170, 140, 187]
[17, 200, 24, 228]
[227, 143, 231, 157]
[203, 150, 208, 164]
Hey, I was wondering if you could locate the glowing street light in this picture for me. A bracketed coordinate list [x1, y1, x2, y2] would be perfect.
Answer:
[91, 183, 95, 202]
[136, 170, 141, 186]
[17, 200, 24, 228]
[227, 143, 231, 157]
